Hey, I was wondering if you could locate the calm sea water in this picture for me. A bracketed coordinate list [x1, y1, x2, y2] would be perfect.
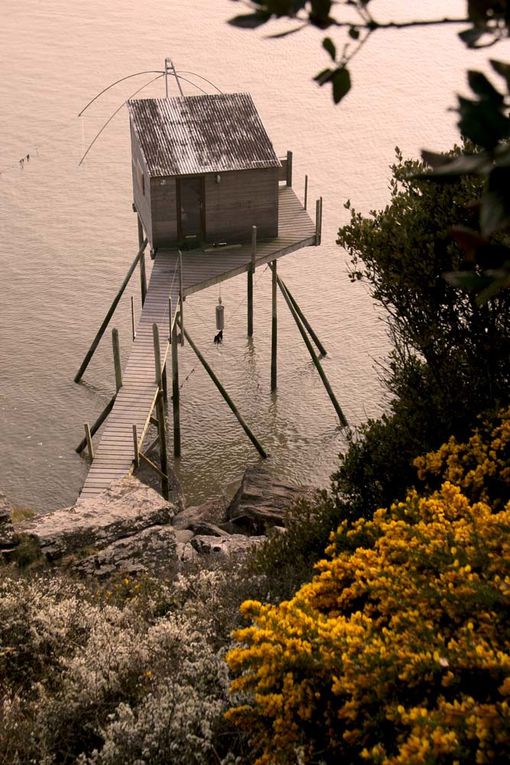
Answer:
[0, 0, 496, 512]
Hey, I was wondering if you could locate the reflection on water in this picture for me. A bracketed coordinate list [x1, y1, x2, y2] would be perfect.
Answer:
[0, 0, 483, 511]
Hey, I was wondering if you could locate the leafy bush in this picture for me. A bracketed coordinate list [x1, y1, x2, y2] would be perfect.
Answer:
[0, 563, 266, 765]
[247, 494, 342, 602]
[333, 148, 510, 518]
[227, 411, 510, 765]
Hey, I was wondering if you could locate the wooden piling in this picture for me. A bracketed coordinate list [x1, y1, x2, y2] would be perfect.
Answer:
[138, 216, 147, 305]
[152, 323, 162, 386]
[315, 199, 322, 246]
[132, 424, 139, 469]
[75, 394, 116, 453]
[180, 320, 267, 459]
[168, 296, 173, 342]
[84, 423, 94, 461]
[171, 317, 181, 458]
[278, 278, 348, 427]
[304, 174, 308, 210]
[74, 239, 147, 383]
[139, 252, 147, 306]
[271, 260, 277, 391]
[286, 150, 293, 187]
[277, 275, 327, 356]
[161, 364, 168, 414]
[112, 328, 122, 392]
[248, 225, 256, 337]
[178, 250, 184, 346]
[155, 390, 169, 500]
[130, 295, 136, 340]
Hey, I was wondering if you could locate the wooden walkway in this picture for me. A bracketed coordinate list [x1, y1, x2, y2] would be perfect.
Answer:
[80, 187, 315, 499]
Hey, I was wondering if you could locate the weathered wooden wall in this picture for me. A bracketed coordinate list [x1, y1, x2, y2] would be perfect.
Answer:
[150, 177, 178, 246]
[134, 165, 279, 249]
[205, 168, 278, 242]
[130, 125, 153, 245]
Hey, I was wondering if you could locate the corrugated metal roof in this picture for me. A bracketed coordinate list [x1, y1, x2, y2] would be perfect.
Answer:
[127, 93, 281, 177]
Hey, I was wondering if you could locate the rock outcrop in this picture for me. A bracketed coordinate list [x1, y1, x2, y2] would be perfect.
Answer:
[227, 465, 314, 534]
[72, 524, 177, 579]
[20, 476, 176, 562]
[5, 465, 314, 577]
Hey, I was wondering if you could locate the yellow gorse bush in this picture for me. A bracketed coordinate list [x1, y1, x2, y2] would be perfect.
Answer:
[227, 410, 510, 764]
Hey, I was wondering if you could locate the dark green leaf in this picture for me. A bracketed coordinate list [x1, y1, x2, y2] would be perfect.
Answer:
[480, 166, 510, 235]
[266, 25, 306, 39]
[322, 37, 336, 61]
[314, 67, 333, 86]
[421, 150, 492, 175]
[331, 67, 351, 104]
[310, 0, 332, 20]
[458, 26, 485, 47]
[490, 59, 510, 91]
[458, 96, 510, 149]
[228, 12, 271, 29]
[468, 70, 504, 104]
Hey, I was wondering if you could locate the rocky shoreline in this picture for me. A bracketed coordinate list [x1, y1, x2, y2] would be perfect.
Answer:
[0, 467, 314, 578]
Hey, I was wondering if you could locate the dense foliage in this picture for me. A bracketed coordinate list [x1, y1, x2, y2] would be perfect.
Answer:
[0, 564, 265, 765]
[333, 148, 510, 517]
[227, 410, 510, 765]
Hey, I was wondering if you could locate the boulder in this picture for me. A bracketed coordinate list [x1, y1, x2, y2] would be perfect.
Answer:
[188, 521, 231, 537]
[0, 492, 17, 550]
[227, 466, 314, 534]
[20, 476, 176, 561]
[71, 525, 177, 579]
[172, 496, 227, 530]
[190, 533, 265, 557]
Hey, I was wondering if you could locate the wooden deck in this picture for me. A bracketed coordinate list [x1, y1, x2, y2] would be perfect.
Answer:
[162, 185, 316, 297]
[80, 186, 315, 500]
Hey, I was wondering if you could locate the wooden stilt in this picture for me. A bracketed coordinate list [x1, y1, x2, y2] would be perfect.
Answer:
[171, 317, 181, 458]
[248, 225, 256, 337]
[74, 239, 147, 383]
[180, 320, 268, 459]
[155, 390, 169, 500]
[271, 259, 277, 391]
[161, 364, 168, 413]
[132, 424, 139, 469]
[152, 323, 162, 386]
[304, 174, 308, 210]
[178, 250, 184, 346]
[168, 296, 173, 342]
[315, 199, 322, 246]
[286, 150, 293, 187]
[130, 295, 136, 340]
[75, 394, 116, 453]
[112, 328, 122, 392]
[137, 216, 147, 306]
[139, 252, 147, 306]
[277, 275, 327, 356]
[84, 423, 94, 461]
[278, 278, 348, 427]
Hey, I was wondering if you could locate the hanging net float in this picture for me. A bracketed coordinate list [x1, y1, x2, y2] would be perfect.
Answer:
[216, 296, 224, 330]
[214, 296, 224, 344]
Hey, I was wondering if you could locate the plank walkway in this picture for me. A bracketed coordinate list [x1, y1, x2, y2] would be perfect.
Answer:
[80, 187, 315, 500]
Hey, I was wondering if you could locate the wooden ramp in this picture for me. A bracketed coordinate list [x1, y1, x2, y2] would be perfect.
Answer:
[79, 187, 315, 500]
[80, 257, 181, 499]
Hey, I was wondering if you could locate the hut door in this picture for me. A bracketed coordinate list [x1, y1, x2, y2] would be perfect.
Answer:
[177, 177, 205, 241]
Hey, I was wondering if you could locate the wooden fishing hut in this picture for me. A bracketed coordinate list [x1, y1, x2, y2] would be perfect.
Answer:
[75, 88, 347, 502]
[128, 93, 280, 250]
